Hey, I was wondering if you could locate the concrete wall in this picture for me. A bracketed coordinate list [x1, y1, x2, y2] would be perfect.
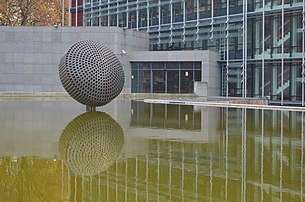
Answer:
[0, 26, 149, 94]
[130, 50, 220, 96]
[0, 26, 220, 96]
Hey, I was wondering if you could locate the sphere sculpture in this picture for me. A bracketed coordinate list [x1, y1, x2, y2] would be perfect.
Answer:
[59, 112, 124, 176]
[59, 40, 125, 107]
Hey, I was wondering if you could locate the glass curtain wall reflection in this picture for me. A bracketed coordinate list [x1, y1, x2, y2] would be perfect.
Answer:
[131, 62, 201, 93]
[130, 101, 201, 130]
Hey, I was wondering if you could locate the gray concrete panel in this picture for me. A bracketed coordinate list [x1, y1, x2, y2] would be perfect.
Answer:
[5, 32, 15, 42]
[0, 26, 148, 94]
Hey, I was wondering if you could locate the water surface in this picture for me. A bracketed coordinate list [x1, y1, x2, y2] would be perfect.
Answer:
[0, 99, 304, 201]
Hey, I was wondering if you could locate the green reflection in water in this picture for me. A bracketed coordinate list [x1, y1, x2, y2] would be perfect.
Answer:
[130, 102, 202, 130]
[0, 102, 304, 202]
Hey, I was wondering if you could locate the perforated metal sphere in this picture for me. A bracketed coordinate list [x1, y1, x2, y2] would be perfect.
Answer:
[59, 112, 124, 176]
[59, 40, 125, 107]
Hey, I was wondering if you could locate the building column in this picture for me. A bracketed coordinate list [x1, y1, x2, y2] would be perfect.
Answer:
[272, 66, 278, 99]
[75, 0, 78, 26]
[302, 0, 305, 106]
[210, 0, 214, 40]
[237, 68, 242, 95]
[262, 0, 265, 97]
[281, 0, 284, 105]
[126, 11, 129, 28]
[272, 19, 278, 54]
[226, 0, 229, 97]
[170, 2, 173, 44]
[291, 16, 297, 55]
[255, 21, 261, 56]
[136, 0, 139, 31]
[147, 1, 150, 32]
[107, 0, 110, 26]
[291, 66, 297, 101]
[255, 67, 260, 96]
[116, 1, 119, 26]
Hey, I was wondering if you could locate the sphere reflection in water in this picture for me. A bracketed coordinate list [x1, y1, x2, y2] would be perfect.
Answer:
[59, 112, 124, 176]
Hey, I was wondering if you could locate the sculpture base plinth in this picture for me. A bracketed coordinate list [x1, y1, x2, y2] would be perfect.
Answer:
[86, 106, 96, 112]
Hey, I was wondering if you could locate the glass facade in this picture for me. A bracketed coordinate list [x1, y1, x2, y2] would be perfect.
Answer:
[70, 0, 305, 105]
[131, 62, 201, 93]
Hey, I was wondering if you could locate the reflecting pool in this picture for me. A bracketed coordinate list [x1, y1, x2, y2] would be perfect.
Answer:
[0, 99, 304, 201]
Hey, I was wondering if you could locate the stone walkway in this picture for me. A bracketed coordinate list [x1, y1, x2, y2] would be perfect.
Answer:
[144, 98, 305, 111]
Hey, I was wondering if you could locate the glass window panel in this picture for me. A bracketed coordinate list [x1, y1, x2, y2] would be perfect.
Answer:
[109, 14, 117, 26]
[173, 2, 183, 23]
[167, 70, 179, 93]
[199, 0, 211, 18]
[180, 62, 193, 69]
[149, 7, 159, 26]
[272, 15, 282, 55]
[292, 14, 302, 54]
[265, 16, 272, 54]
[180, 70, 193, 93]
[119, 0, 127, 5]
[283, 15, 291, 54]
[294, 62, 303, 101]
[269, 63, 281, 100]
[229, 0, 243, 14]
[194, 70, 201, 81]
[139, 9, 147, 27]
[139, 70, 151, 93]
[283, 65, 290, 101]
[131, 69, 138, 93]
[152, 63, 165, 69]
[128, 10, 137, 28]
[166, 62, 179, 70]
[213, 0, 227, 16]
[153, 70, 165, 93]
[254, 0, 263, 9]
[253, 65, 262, 97]
[194, 62, 201, 70]
[101, 16, 108, 26]
[186, 0, 197, 21]
[149, 0, 158, 5]
[92, 15, 99, 26]
[139, 63, 151, 69]
[263, 64, 272, 98]
[290, 62, 302, 101]
[160, 5, 170, 24]
[118, 13, 127, 27]
[254, 18, 263, 55]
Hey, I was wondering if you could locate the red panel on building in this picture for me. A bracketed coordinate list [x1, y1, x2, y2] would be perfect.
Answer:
[77, 11, 83, 26]
[72, 0, 83, 7]
[71, 0, 83, 26]
[71, 13, 76, 26]
[71, 11, 83, 26]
